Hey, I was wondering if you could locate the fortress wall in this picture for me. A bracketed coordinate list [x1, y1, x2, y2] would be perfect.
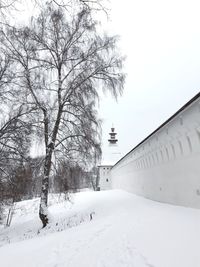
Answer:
[111, 95, 200, 208]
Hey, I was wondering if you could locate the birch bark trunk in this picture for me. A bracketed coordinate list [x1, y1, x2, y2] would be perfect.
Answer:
[39, 146, 53, 227]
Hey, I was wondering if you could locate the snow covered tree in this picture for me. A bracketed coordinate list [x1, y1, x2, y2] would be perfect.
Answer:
[2, 3, 125, 227]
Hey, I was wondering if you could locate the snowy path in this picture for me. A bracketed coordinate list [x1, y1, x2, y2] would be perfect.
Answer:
[0, 190, 200, 267]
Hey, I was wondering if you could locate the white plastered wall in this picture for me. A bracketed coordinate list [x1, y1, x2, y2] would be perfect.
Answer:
[111, 97, 200, 209]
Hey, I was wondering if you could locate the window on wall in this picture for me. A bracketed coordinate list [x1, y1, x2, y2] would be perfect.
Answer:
[178, 140, 183, 155]
[106, 179, 109, 182]
[165, 147, 169, 161]
[148, 156, 151, 167]
[171, 144, 176, 158]
[136, 161, 139, 169]
[139, 160, 141, 168]
[145, 158, 148, 168]
[160, 150, 164, 162]
[151, 154, 155, 165]
[155, 151, 159, 163]
[187, 136, 192, 153]
[144, 158, 147, 168]
[196, 129, 200, 144]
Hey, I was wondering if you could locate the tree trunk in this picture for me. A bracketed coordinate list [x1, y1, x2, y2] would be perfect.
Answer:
[39, 80, 62, 227]
[6, 201, 16, 227]
[39, 178, 49, 228]
[39, 147, 53, 227]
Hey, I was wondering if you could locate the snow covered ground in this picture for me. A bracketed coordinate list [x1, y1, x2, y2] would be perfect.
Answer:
[0, 190, 200, 267]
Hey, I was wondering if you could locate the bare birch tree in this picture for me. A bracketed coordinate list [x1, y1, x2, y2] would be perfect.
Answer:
[2, 3, 125, 227]
[0, 48, 33, 176]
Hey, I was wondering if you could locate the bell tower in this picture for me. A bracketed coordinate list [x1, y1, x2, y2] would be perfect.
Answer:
[98, 125, 121, 190]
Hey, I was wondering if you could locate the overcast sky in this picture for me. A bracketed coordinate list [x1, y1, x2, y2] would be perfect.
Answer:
[13, 0, 200, 159]
[99, 0, 200, 158]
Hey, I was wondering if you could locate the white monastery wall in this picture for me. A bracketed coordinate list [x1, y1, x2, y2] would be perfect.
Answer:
[111, 95, 200, 208]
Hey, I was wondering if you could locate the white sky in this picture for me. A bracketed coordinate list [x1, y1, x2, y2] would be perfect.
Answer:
[10, 0, 200, 158]
[99, 0, 200, 157]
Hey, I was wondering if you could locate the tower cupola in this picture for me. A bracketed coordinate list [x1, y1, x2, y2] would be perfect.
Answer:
[108, 127, 118, 145]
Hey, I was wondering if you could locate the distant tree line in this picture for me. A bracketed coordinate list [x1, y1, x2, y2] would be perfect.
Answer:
[0, 155, 99, 225]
